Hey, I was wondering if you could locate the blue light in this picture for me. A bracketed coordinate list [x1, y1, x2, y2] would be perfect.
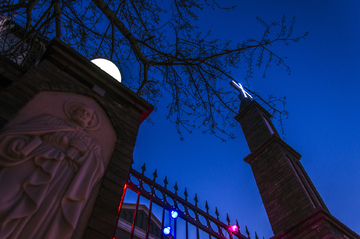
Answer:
[171, 210, 178, 219]
[163, 226, 171, 235]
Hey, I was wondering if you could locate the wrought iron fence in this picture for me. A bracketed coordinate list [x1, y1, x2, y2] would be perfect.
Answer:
[115, 164, 262, 239]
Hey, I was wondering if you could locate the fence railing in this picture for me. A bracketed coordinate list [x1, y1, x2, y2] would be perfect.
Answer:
[115, 165, 253, 239]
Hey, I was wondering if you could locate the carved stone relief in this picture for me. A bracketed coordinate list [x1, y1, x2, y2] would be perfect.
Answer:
[0, 92, 116, 239]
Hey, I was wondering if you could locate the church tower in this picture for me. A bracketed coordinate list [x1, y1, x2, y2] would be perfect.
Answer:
[235, 97, 359, 238]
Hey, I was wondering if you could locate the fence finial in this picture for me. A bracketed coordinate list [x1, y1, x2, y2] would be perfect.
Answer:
[226, 213, 230, 225]
[152, 169, 157, 181]
[246, 226, 250, 238]
[163, 176, 168, 189]
[141, 163, 146, 175]
[174, 182, 178, 195]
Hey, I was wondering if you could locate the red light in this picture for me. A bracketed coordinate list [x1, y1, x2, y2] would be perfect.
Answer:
[229, 225, 238, 232]
[118, 185, 128, 212]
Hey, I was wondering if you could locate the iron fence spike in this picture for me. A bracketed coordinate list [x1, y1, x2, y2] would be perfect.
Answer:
[174, 182, 178, 195]
[215, 207, 219, 220]
[163, 176, 168, 189]
[246, 225, 250, 237]
[184, 188, 188, 201]
[255, 231, 259, 239]
[205, 201, 209, 213]
[236, 219, 240, 231]
[141, 163, 146, 175]
[226, 213, 230, 225]
[194, 193, 198, 207]
[152, 169, 157, 181]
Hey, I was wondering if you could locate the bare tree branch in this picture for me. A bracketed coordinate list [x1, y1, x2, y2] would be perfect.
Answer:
[0, 0, 308, 140]
[91, 0, 149, 64]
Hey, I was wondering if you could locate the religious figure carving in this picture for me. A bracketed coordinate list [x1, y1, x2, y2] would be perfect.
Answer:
[0, 101, 104, 239]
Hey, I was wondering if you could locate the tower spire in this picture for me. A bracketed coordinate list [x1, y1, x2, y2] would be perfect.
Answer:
[235, 96, 358, 238]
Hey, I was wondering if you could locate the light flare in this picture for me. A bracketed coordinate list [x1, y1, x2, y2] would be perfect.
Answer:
[163, 226, 171, 235]
[229, 224, 238, 232]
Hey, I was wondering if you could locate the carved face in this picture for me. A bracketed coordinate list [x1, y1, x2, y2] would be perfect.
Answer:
[71, 106, 94, 128]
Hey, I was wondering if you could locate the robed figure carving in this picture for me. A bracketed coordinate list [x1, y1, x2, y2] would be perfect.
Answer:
[0, 101, 104, 239]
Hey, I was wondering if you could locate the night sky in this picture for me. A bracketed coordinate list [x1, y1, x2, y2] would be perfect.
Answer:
[128, 0, 360, 238]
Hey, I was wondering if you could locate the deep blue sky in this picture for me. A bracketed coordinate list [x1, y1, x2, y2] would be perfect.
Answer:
[130, 0, 360, 238]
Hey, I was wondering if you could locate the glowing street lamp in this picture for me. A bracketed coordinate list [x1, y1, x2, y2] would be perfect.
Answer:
[229, 224, 238, 232]
[163, 226, 171, 235]
[171, 210, 178, 219]
[91, 58, 122, 82]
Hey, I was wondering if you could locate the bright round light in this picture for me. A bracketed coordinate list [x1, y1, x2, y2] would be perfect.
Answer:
[229, 225, 238, 232]
[171, 210, 178, 219]
[163, 226, 171, 235]
[91, 58, 121, 82]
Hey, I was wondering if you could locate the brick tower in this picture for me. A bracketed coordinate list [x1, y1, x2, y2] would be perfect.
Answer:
[235, 98, 359, 239]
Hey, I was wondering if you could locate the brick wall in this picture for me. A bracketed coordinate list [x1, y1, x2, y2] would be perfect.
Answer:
[235, 100, 279, 152]
[236, 100, 359, 238]
[242, 136, 316, 234]
[0, 38, 153, 239]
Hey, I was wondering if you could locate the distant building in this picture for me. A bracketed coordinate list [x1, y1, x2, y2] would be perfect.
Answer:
[116, 203, 171, 239]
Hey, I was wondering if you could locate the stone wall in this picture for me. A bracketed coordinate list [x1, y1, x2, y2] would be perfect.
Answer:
[0, 38, 153, 239]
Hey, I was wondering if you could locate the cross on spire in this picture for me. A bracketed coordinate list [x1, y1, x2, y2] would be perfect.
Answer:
[230, 80, 253, 100]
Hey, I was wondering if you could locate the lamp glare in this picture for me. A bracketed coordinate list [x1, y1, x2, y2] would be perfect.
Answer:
[171, 210, 178, 219]
[229, 225, 238, 232]
[163, 226, 171, 235]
